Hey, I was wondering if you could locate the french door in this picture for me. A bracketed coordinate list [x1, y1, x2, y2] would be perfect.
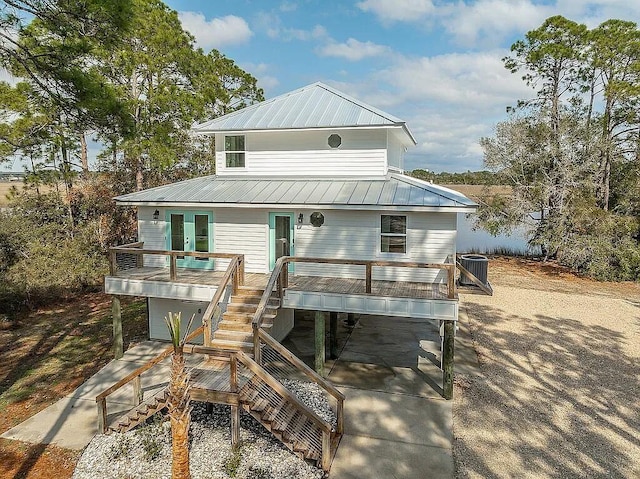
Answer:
[166, 210, 214, 269]
[269, 212, 295, 272]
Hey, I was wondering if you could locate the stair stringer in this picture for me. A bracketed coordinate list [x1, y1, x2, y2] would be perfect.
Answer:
[105, 387, 169, 434]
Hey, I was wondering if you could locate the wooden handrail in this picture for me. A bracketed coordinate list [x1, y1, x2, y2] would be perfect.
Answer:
[252, 256, 286, 330]
[282, 256, 456, 299]
[235, 351, 333, 434]
[109, 247, 242, 259]
[95, 325, 204, 402]
[258, 330, 345, 402]
[200, 256, 244, 346]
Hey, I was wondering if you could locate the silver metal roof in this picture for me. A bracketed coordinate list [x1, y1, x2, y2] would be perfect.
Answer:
[192, 82, 417, 146]
[115, 174, 477, 211]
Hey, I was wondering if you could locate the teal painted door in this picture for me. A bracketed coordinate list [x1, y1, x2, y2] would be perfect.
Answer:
[269, 212, 294, 272]
[166, 210, 214, 269]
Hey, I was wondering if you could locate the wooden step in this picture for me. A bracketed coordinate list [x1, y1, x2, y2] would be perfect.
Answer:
[107, 388, 169, 434]
[226, 303, 278, 314]
[221, 311, 276, 324]
[236, 286, 267, 296]
[213, 329, 253, 343]
[230, 294, 280, 306]
[217, 320, 273, 332]
[208, 339, 254, 352]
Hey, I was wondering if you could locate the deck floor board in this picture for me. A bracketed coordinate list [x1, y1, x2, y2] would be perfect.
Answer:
[111, 267, 449, 300]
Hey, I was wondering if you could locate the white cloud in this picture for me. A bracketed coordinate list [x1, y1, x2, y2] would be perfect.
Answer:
[358, 0, 640, 46]
[441, 0, 553, 46]
[357, 0, 436, 23]
[317, 38, 390, 61]
[241, 62, 280, 95]
[178, 12, 253, 50]
[279, 2, 298, 12]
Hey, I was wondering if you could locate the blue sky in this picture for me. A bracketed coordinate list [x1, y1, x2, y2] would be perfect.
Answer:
[2, 0, 640, 173]
[167, 0, 640, 172]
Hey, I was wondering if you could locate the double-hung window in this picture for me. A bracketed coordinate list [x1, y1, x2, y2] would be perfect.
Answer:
[381, 215, 407, 254]
[224, 135, 245, 168]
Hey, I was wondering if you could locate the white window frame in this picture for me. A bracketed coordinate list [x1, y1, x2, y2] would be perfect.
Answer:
[224, 135, 246, 168]
[380, 214, 407, 255]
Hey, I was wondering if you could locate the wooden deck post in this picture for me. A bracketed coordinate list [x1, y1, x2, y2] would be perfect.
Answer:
[97, 398, 107, 434]
[170, 253, 177, 281]
[132, 376, 143, 405]
[315, 311, 326, 377]
[112, 295, 123, 360]
[365, 263, 372, 293]
[230, 355, 240, 449]
[329, 312, 338, 359]
[443, 320, 455, 400]
[322, 430, 331, 471]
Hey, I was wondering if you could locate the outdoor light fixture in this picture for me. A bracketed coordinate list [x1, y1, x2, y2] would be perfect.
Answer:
[153, 209, 160, 223]
[298, 213, 304, 224]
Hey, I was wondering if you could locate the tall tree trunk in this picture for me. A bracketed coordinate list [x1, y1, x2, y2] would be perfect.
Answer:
[136, 158, 144, 191]
[80, 132, 89, 174]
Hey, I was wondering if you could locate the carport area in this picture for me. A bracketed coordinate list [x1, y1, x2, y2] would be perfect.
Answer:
[282, 311, 462, 478]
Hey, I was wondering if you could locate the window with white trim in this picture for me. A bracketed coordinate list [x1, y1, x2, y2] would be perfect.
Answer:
[381, 215, 406, 254]
[224, 135, 245, 167]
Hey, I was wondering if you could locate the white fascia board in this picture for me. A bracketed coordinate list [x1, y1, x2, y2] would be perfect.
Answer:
[115, 200, 477, 213]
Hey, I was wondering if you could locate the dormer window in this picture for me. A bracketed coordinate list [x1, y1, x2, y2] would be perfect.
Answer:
[225, 135, 245, 167]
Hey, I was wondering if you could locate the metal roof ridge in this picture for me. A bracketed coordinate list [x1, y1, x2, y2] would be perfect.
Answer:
[390, 173, 478, 206]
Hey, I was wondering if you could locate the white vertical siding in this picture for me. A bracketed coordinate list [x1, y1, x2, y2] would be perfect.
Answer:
[292, 210, 456, 283]
[215, 129, 389, 177]
[213, 208, 269, 273]
[148, 298, 206, 343]
[138, 206, 167, 268]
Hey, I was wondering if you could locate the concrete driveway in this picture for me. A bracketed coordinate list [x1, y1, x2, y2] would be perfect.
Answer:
[283, 312, 474, 479]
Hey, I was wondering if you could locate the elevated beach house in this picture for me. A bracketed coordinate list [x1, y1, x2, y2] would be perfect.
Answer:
[99, 82, 477, 470]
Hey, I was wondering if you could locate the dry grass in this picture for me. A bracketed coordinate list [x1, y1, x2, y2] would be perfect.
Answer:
[0, 293, 148, 479]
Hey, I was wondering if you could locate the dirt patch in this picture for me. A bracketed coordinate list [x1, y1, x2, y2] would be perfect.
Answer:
[454, 256, 640, 478]
[0, 293, 147, 479]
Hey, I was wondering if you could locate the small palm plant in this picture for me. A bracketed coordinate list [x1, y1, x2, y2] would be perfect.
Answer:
[164, 311, 195, 479]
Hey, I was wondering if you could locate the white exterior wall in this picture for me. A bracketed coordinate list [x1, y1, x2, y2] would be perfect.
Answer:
[139, 206, 169, 268]
[137, 206, 269, 273]
[293, 209, 456, 283]
[213, 208, 269, 273]
[148, 298, 206, 343]
[215, 129, 392, 177]
[136, 206, 456, 283]
[386, 131, 405, 171]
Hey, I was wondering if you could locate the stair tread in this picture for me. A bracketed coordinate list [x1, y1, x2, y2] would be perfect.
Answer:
[208, 339, 254, 350]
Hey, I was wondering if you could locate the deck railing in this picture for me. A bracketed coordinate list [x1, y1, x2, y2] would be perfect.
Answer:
[108, 242, 245, 282]
[95, 324, 205, 434]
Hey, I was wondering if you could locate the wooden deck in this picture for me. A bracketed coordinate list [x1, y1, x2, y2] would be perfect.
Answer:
[110, 266, 450, 301]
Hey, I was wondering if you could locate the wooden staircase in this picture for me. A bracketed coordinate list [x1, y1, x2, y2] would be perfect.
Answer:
[235, 358, 337, 468]
[209, 286, 280, 353]
[105, 387, 169, 434]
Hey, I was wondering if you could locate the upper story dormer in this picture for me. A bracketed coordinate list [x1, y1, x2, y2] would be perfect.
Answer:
[192, 82, 417, 177]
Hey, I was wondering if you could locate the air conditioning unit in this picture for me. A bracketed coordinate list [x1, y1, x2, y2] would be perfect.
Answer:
[459, 254, 488, 286]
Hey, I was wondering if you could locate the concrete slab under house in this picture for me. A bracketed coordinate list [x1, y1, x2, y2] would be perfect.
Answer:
[100, 82, 477, 472]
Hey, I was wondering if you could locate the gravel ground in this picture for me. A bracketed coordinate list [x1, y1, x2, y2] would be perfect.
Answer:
[454, 257, 640, 479]
[73, 380, 330, 479]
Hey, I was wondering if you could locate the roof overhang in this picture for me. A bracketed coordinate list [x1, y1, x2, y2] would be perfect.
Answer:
[114, 200, 476, 213]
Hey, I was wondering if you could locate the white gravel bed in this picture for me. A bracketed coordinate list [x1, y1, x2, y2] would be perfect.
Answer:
[279, 379, 337, 427]
[73, 380, 332, 479]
